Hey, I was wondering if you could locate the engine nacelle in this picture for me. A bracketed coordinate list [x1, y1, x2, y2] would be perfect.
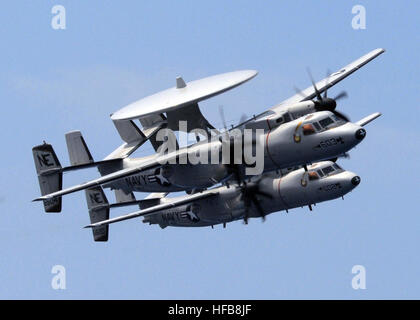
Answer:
[246, 101, 317, 132]
[284, 101, 316, 120]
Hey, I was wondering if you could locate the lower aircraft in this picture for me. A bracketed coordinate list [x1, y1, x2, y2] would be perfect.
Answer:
[84, 161, 360, 241]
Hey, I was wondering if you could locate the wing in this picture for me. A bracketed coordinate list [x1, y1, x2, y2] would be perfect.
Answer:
[271, 48, 385, 110]
[32, 150, 188, 202]
[84, 190, 219, 228]
[356, 112, 382, 127]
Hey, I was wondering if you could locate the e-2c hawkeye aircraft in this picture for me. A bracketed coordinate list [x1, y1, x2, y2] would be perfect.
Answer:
[84, 161, 360, 241]
[32, 49, 385, 215]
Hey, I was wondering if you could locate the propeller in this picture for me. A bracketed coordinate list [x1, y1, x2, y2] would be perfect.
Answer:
[237, 113, 248, 129]
[338, 152, 351, 160]
[238, 180, 273, 224]
[218, 106, 249, 185]
[296, 68, 350, 122]
[328, 152, 350, 163]
[218, 105, 247, 132]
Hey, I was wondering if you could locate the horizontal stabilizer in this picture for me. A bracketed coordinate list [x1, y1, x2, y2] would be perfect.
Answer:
[145, 192, 169, 200]
[33, 139, 194, 202]
[61, 158, 122, 172]
[139, 192, 169, 210]
[32, 149, 185, 201]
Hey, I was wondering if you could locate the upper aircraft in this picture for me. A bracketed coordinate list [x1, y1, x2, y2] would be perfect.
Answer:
[32, 48, 385, 213]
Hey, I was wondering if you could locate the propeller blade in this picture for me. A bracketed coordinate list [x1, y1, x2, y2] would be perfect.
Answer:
[238, 113, 248, 125]
[255, 190, 273, 199]
[306, 68, 322, 101]
[229, 164, 242, 186]
[251, 195, 266, 221]
[340, 152, 350, 159]
[239, 182, 251, 224]
[333, 110, 350, 122]
[218, 105, 228, 132]
[328, 152, 350, 163]
[236, 181, 272, 224]
[293, 86, 307, 99]
[334, 91, 348, 101]
[243, 199, 250, 224]
[324, 69, 331, 99]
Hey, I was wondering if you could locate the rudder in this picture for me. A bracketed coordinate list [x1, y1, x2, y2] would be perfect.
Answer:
[85, 187, 110, 242]
[32, 143, 63, 212]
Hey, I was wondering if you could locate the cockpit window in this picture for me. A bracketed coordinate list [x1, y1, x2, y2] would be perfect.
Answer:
[308, 171, 319, 180]
[331, 114, 341, 122]
[302, 124, 316, 135]
[322, 166, 335, 176]
[313, 164, 342, 178]
[313, 122, 321, 131]
[319, 117, 334, 128]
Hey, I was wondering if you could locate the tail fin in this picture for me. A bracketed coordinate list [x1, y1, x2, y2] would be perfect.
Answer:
[112, 120, 145, 144]
[114, 189, 136, 204]
[139, 114, 179, 152]
[85, 187, 110, 242]
[32, 143, 63, 212]
[65, 131, 94, 166]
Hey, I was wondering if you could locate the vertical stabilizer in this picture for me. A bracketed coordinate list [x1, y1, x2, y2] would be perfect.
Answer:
[85, 187, 110, 242]
[65, 131, 94, 166]
[32, 143, 63, 212]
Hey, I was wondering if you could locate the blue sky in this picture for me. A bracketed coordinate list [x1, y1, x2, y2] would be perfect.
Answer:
[0, 1, 419, 299]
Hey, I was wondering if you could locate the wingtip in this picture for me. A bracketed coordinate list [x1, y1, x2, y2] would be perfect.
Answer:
[242, 69, 258, 79]
[356, 112, 382, 127]
[372, 112, 382, 119]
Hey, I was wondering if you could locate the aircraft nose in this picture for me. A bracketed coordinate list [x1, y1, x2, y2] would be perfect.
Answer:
[351, 175, 361, 186]
[355, 128, 366, 140]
